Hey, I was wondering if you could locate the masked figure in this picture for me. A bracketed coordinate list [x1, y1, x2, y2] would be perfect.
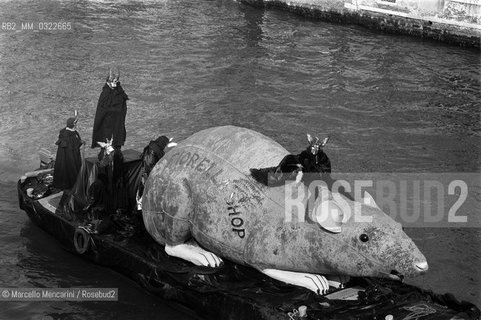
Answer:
[53, 117, 84, 189]
[91, 67, 129, 149]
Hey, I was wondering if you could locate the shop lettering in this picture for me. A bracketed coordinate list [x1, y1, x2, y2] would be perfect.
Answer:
[227, 201, 245, 239]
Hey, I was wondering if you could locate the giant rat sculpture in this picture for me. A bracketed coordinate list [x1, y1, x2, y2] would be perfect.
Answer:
[142, 126, 428, 294]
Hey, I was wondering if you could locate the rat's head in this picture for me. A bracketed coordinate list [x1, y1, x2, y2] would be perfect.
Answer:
[311, 191, 428, 280]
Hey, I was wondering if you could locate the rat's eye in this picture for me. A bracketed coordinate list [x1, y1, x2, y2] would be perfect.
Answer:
[360, 234, 369, 242]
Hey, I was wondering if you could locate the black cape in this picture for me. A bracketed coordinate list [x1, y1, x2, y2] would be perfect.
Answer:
[143, 136, 169, 161]
[298, 149, 331, 173]
[53, 128, 83, 189]
[91, 83, 129, 148]
[141, 136, 170, 178]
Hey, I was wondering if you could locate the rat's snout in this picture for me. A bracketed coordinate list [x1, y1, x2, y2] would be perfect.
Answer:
[415, 260, 429, 273]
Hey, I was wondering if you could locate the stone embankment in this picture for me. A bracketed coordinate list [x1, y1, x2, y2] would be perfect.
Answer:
[239, 0, 481, 47]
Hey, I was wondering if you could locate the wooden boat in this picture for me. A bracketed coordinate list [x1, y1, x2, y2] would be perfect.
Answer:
[17, 150, 480, 320]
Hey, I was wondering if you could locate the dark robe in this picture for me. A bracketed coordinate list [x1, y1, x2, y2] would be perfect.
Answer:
[53, 128, 83, 189]
[137, 136, 170, 198]
[141, 136, 169, 177]
[91, 83, 129, 148]
[298, 149, 331, 174]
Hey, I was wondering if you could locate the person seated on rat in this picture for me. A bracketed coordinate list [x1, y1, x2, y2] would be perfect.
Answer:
[298, 134, 331, 174]
[250, 134, 330, 187]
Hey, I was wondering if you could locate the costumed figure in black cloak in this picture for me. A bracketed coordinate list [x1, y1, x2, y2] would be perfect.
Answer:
[91, 67, 129, 151]
[53, 116, 84, 189]
[250, 134, 332, 187]
[136, 136, 177, 205]
[141, 136, 173, 178]
[133, 136, 177, 211]
[90, 67, 129, 213]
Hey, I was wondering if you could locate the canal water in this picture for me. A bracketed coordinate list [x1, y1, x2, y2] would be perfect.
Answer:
[0, 0, 480, 318]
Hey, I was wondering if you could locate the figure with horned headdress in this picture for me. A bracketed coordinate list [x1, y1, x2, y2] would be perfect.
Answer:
[53, 112, 85, 189]
[91, 66, 129, 151]
[298, 134, 331, 175]
[250, 133, 331, 187]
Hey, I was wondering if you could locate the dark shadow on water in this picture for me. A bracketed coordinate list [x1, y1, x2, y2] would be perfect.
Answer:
[3, 221, 196, 320]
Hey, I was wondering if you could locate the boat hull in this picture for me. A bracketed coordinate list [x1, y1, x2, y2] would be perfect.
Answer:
[17, 179, 480, 320]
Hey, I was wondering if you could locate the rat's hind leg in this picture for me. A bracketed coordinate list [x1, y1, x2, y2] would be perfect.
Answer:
[165, 240, 222, 268]
[159, 179, 222, 268]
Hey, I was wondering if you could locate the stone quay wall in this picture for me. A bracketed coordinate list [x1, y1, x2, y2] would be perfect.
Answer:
[239, 0, 481, 48]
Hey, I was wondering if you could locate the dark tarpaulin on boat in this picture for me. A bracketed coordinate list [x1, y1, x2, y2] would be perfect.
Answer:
[17, 176, 481, 320]
[57, 149, 142, 217]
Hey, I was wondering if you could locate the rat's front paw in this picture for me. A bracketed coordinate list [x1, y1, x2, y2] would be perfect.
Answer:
[302, 273, 330, 294]
[262, 269, 330, 295]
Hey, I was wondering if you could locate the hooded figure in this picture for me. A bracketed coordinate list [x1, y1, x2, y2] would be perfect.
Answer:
[53, 117, 84, 189]
[141, 136, 170, 177]
[91, 67, 129, 148]
[136, 136, 174, 205]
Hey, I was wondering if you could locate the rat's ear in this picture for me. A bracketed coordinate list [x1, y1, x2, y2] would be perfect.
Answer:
[315, 200, 344, 233]
[362, 191, 380, 210]
[97, 141, 106, 148]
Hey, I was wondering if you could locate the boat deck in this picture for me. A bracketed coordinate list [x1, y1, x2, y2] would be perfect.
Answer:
[17, 174, 481, 320]
[38, 192, 63, 214]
